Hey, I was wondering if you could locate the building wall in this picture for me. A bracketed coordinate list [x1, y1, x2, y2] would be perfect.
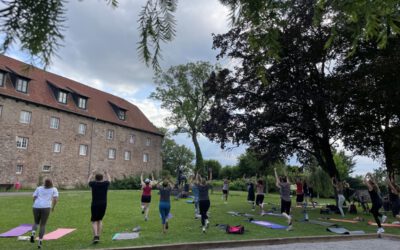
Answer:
[0, 95, 162, 188]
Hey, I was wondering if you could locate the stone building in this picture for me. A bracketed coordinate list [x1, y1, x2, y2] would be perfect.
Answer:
[0, 55, 163, 188]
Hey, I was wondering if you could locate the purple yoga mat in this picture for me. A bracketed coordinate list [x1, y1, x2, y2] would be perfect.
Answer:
[0, 224, 32, 237]
[250, 220, 287, 229]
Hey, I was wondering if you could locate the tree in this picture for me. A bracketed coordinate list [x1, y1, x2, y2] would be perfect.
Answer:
[204, 0, 342, 178]
[237, 150, 264, 177]
[333, 150, 356, 180]
[161, 129, 195, 178]
[203, 159, 222, 179]
[150, 61, 218, 174]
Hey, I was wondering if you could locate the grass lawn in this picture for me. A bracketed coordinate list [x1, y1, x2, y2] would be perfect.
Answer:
[0, 190, 399, 250]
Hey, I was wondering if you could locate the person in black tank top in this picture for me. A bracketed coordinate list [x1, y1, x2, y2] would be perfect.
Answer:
[364, 173, 386, 234]
[387, 176, 400, 220]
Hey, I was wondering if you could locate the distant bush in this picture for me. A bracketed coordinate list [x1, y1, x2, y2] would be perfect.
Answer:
[110, 175, 141, 190]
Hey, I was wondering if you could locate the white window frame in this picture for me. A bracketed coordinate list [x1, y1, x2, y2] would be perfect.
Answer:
[19, 110, 32, 124]
[58, 91, 67, 104]
[78, 123, 87, 135]
[78, 97, 87, 109]
[108, 148, 116, 160]
[143, 153, 149, 163]
[0, 72, 4, 87]
[42, 165, 51, 172]
[79, 144, 88, 156]
[16, 136, 28, 149]
[50, 117, 60, 129]
[124, 151, 131, 161]
[16, 78, 28, 93]
[145, 138, 151, 146]
[53, 142, 61, 153]
[129, 134, 136, 144]
[16, 165, 23, 174]
[107, 129, 114, 140]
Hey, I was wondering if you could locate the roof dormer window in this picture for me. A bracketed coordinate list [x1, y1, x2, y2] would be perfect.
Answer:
[78, 97, 87, 109]
[118, 109, 126, 120]
[58, 90, 67, 104]
[16, 78, 28, 93]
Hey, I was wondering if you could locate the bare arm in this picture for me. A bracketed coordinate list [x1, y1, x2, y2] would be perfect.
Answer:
[51, 197, 58, 212]
[140, 173, 144, 186]
[87, 169, 95, 184]
[284, 169, 290, 184]
[388, 179, 398, 195]
[274, 168, 280, 188]
[364, 174, 373, 191]
[105, 171, 111, 182]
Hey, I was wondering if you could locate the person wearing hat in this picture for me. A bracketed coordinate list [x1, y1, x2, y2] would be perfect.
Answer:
[140, 172, 155, 221]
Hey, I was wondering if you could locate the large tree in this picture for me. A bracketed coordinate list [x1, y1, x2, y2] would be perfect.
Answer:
[151, 61, 218, 174]
[204, 0, 342, 178]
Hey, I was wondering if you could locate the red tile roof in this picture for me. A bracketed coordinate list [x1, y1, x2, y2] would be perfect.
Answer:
[0, 54, 162, 136]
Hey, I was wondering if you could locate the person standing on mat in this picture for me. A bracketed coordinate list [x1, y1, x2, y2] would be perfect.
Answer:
[88, 169, 111, 244]
[387, 176, 400, 220]
[140, 172, 155, 221]
[197, 173, 212, 233]
[157, 178, 173, 233]
[222, 178, 229, 204]
[255, 178, 265, 214]
[244, 175, 256, 210]
[364, 173, 386, 234]
[332, 177, 346, 217]
[30, 178, 58, 249]
[274, 168, 293, 231]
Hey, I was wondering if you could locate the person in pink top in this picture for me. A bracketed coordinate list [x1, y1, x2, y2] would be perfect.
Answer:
[14, 178, 21, 191]
[141, 173, 156, 221]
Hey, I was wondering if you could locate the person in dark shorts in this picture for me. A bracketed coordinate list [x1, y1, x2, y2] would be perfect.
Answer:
[140, 172, 155, 221]
[275, 168, 293, 231]
[157, 177, 173, 233]
[30, 179, 58, 249]
[88, 169, 111, 244]
[222, 179, 229, 203]
[387, 176, 400, 220]
[244, 175, 256, 210]
[295, 178, 304, 207]
[255, 179, 265, 213]
[364, 173, 386, 234]
[197, 173, 212, 233]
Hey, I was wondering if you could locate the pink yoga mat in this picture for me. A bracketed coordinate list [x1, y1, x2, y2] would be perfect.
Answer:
[0, 224, 32, 237]
[41, 228, 76, 240]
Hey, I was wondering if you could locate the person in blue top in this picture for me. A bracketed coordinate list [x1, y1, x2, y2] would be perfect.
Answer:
[190, 173, 200, 218]
[30, 179, 58, 249]
[88, 169, 111, 244]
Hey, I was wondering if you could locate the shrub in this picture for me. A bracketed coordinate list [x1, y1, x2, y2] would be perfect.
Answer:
[110, 175, 141, 190]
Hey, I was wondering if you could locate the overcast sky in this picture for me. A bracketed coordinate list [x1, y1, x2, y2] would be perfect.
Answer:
[5, 0, 381, 175]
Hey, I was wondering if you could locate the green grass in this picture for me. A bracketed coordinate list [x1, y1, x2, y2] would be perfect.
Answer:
[0, 190, 399, 250]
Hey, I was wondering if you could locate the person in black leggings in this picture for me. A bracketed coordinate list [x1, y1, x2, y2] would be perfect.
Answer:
[387, 175, 400, 220]
[197, 173, 212, 233]
[364, 173, 387, 234]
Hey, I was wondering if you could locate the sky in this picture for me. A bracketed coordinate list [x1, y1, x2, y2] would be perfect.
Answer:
[4, 0, 381, 176]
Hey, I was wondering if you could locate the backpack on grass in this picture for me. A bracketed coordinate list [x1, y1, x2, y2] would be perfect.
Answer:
[226, 225, 245, 234]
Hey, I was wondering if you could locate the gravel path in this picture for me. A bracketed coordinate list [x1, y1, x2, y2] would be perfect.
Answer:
[207, 239, 399, 250]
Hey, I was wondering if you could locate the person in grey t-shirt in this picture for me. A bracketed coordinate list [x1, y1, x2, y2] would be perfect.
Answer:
[275, 168, 293, 231]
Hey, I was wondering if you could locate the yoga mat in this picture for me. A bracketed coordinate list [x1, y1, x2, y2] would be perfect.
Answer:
[186, 200, 194, 203]
[306, 220, 337, 227]
[41, 228, 75, 240]
[0, 224, 32, 237]
[329, 218, 358, 224]
[368, 221, 400, 228]
[227, 211, 241, 216]
[112, 232, 139, 240]
[327, 227, 365, 235]
[261, 212, 284, 217]
[250, 220, 287, 229]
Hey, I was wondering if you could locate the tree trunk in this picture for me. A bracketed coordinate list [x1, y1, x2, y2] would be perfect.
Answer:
[383, 133, 394, 178]
[191, 132, 204, 175]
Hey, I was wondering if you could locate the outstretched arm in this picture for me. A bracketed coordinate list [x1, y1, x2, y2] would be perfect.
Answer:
[87, 169, 95, 184]
[105, 170, 111, 182]
[387, 177, 398, 195]
[363, 173, 373, 191]
[140, 173, 145, 186]
[274, 168, 280, 188]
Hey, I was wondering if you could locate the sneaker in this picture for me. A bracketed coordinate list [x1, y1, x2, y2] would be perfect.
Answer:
[142, 209, 144, 214]
[93, 236, 99, 244]
[38, 240, 42, 249]
[205, 219, 209, 228]
[377, 227, 385, 234]
[145, 216, 148, 221]
[381, 215, 387, 224]
[202, 227, 206, 233]
[30, 235, 35, 243]
[166, 222, 169, 230]
[286, 225, 293, 231]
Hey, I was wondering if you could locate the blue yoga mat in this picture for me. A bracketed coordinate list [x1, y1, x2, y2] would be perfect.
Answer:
[250, 220, 287, 229]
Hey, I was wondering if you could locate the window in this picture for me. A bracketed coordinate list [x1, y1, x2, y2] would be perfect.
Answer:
[129, 134, 136, 144]
[16, 78, 28, 93]
[19, 111, 32, 124]
[107, 129, 114, 140]
[50, 117, 60, 129]
[78, 123, 87, 135]
[53, 143, 61, 153]
[79, 145, 88, 156]
[57, 91, 67, 104]
[145, 138, 151, 146]
[143, 153, 149, 163]
[124, 151, 131, 161]
[16, 165, 23, 174]
[16, 136, 29, 149]
[78, 97, 87, 109]
[0, 72, 4, 87]
[108, 148, 116, 160]
[118, 110, 126, 120]
[42, 165, 51, 172]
